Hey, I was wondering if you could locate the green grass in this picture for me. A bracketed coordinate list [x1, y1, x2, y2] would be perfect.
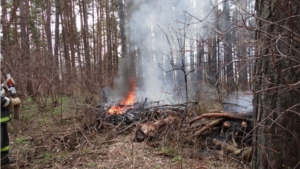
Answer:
[20, 95, 74, 120]
[152, 165, 162, 169]
[36, 152, 55, 164]
[161, 146, 173, 154]
[84, 163, 97, 168]
[15, 137, 28, 144]
[172, 155, 182, 163]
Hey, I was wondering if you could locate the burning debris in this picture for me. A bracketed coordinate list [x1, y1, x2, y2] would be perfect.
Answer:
[96, 95, 253, 164]
[108, 79, 137, 115]
[97, 81, 253, 164]
[97, 98, 186, 126]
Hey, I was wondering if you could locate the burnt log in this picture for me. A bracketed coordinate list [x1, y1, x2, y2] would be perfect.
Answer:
[135, 115, 180, 142]
[191, 118, 225, 138]
[221, 120, 250, 147]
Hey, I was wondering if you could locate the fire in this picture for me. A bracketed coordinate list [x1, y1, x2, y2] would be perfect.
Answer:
[108, 79, 136, 115]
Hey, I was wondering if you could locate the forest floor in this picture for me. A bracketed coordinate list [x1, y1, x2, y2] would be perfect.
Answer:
[2, 96, 250, 169]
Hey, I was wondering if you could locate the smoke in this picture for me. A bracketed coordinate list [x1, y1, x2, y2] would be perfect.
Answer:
[224, 92, 253, 113]
[112, 0, 215, 104]
[109, 56, 136, 103]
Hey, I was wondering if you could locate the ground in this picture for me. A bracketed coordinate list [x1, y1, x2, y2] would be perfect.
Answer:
[2, 96, 249, 169]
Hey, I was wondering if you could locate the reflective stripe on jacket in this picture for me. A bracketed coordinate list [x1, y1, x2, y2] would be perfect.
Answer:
[1, 86, 12, 123]
[0, 113, 12, 123]
[1, 145, 9, 152]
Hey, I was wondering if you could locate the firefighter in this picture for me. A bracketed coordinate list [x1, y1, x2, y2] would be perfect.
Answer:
[1, 77, 21, 166]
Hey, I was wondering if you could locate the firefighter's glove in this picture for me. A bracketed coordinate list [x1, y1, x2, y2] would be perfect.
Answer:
[10, 97, 21, 109]
[1, 78, 15, 87]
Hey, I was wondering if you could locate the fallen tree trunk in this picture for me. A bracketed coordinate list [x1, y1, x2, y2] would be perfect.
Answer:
[135, 115, 180, 142]
[189, 112, 252, 126]
[191, 118, 224, 138]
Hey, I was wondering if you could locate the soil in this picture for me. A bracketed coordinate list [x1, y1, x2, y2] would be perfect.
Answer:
[2, 103, 250, 169]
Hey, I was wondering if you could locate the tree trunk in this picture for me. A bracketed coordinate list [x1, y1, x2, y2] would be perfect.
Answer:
[118, 0, 126, 58]
[223, 1, 236, 93]
[81, 0, 91, 77]
[96, 1, 103, 85]
[252, 1, 300, 168]
[54, 0, 61, 86]
[69, 0, 76, 82]
[61, 10, 72, 91]
[237, 0, 249, 91]
[111, 1, 119, 76]
[1, 0, 8, 58]
[19, 0, 33, 96]
[45, 0, 54, 81]
[105, 0, 112, 76]
[189, 39, 195, 83]
[196, 36, 204, 81]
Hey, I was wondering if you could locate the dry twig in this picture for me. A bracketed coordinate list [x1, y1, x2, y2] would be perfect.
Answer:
[189, 112, 252, 126]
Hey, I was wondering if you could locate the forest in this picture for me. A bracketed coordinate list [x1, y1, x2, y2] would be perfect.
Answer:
[1, 0, 299, 169]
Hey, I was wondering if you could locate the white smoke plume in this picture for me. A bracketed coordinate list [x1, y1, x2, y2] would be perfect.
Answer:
[113, 0, 216, 104]
[224, 92, 253, 113]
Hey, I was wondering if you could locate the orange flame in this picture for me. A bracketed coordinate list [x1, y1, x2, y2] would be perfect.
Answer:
[108, 79, 136, 115]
